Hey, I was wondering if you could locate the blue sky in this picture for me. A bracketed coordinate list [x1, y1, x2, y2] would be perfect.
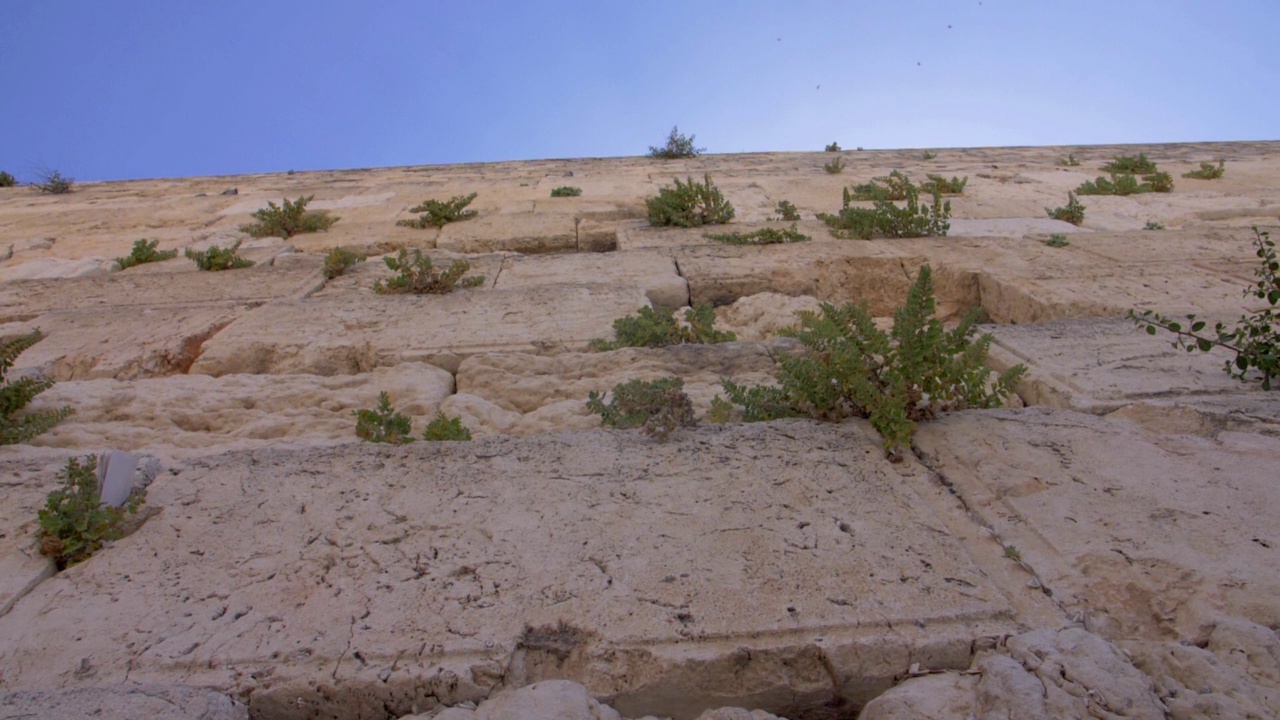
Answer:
[1, 1, 1275, 182]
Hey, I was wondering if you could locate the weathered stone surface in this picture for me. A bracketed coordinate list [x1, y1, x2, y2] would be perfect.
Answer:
[467, 680, 621, 720]
[0, 424, 1018, 719]
[0, 684, 249, 720]
[713, 292, 821, 341]
[494, 250, 688, 309]
[189, 285, 651, 376]
[437, 213, 578, 254]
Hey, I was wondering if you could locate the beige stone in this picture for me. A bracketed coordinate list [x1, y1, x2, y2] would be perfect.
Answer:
[494, 250, 687, 309]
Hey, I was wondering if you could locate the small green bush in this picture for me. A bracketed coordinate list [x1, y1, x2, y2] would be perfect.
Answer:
[185, 241, 254, 271]
[825, 142, 841, 152]
[1044, 234, 1070, 248]
[705, 224, 810, 245]
[921, 174, 968, 195]
[1145, 171, 1174, 193]
[1057, 154, 1081, 167]
[847, 170, 914, 201]
[354, 391, 414, 444]
[648, 126, 704, 159]
[2, 330, 71, 444]
[422, 412, 472, 441]
[116, 239, 177, 269]
[823, 156, 845, 174]
[587, 377, 695, 441]
[1101, 153, 1157, 174]
[33, 170, 73, 194]
[921, 150, 938, 160]
[1046, 192, 1085, 226]
[1076, 171, 1172, 196]
[771, 200, 800, 221]
[1144, 220, 1165, 231]
[1130, 227, 1279, 390]
[373, 248, 483, 295]
[818, 184, 950, 240]
[550, 186, 582, 197]
[590, 305, 735, 351]
[1183, 160, 1225, 180]
[0, 171, 15, 187]
[645, 174, 735, 227]
[323, 247, 366, 279]
[38, 455, 143, 570]
[397, 193, 479, 229]
[715, 265, 1025, 459]
[239, 195, 339, 238]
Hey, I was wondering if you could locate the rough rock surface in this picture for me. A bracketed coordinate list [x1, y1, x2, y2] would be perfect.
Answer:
[0, 684, 248, 720]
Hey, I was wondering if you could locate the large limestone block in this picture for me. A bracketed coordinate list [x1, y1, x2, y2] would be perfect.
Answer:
[913, 407, 1280, 640]
[27, 363, 454, 458]
[470, 680, 621, 720]
[494, 250, 688, 309]
[0, 424, 1018, 719]
[189, 285, 651, 376]
[713, 293, 823, 341]
[0, 685, 249, 720]
[437, 214, 577, 254]
[6, 303, 245, 381]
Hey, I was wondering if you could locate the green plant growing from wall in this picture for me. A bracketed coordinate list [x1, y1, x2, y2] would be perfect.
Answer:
[771, 200, 800, 221]
[550, 186, 582, 197]
[847, 170, 915, 201]
[648, 126, 704, 159]
[645, 174, 735, 227]
[921, 150, 938, 160]
[823, 156, 845, 174]
[590, 305, 736, 351]
[1101, 153, 1158, 174]
[185, 241, 254, 271]
[1183, 160, 1225, 180]
[373, 248, 484, 295]
[397, 193, 479, 229]
[0, 171, 16, 187]
[586, 376, 695, 441]
[705, 225, 810, 245]
[714, 265, 1025, 459]
[1044, 234, 1070, 248]
[354, 392, 414, 444]
[32, 169, 73, 194]
[818, 184, 951, 239]
[422, 412, 472, 441]
[239, 195, 339, 238]
[2, 330, 71, 444]
[1046, 192, 1085, 226]
[116, 239, 177, 269]
[921, 174, 968, 195]
[825, 142, 841, 152]
[1057, 154, 1081, 167]
[323, 247, 366, 279]
[37, 455, 143, 570]
[1129, 227, 1279, 390]
[1144, 221, 1165, 231]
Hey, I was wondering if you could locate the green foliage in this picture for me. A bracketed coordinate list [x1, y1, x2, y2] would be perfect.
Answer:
[1044, 234, 1070, 248]
[825, 142, 841, 152]
[823, 156, 845, 174]
[648, 126, 704, 159]
[396, 193, 479, 229]
[1130, 227, 1279, 390]
[323, 247, 366, 280]
[1145, 171, 1174, 193]
[37, 456, 143, 570]
[1101, 153, 1158, 174]
[354, 391, 414, 444]
[239, 195, 339, 238]
[1183, 160, 1225, 180]
[1144, 220, 1165, 231]
[1076, 171, 1172, 196]
[373, 248, 484, 295]
[116, 239, 177, 269]
[847, 170, 914, 201]
[185, 240, 254, 271]
[590, 305, 736, 351]
[0, 171, 15, 187]
[921, 150, 938, 160]
[716, 265, 1025, 459]
[550, 186, 582, 197]
[705, 224, 810, 245]
[1057, 154, 1081, 167]
[771, 199, 800, 221]
[818, 183, 951, 240]
[33, 170, 73, 194]
[921, 174, 968, 195]
[2, 330, 71, 445]
[586, 377, 695, 441]
[645, 174, 735, 227]
[1046, 192, 1085, 226]
[422, 412, 472, 441]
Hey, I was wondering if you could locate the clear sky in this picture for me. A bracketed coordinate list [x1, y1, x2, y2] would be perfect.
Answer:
[1, 1, 1276, 182]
